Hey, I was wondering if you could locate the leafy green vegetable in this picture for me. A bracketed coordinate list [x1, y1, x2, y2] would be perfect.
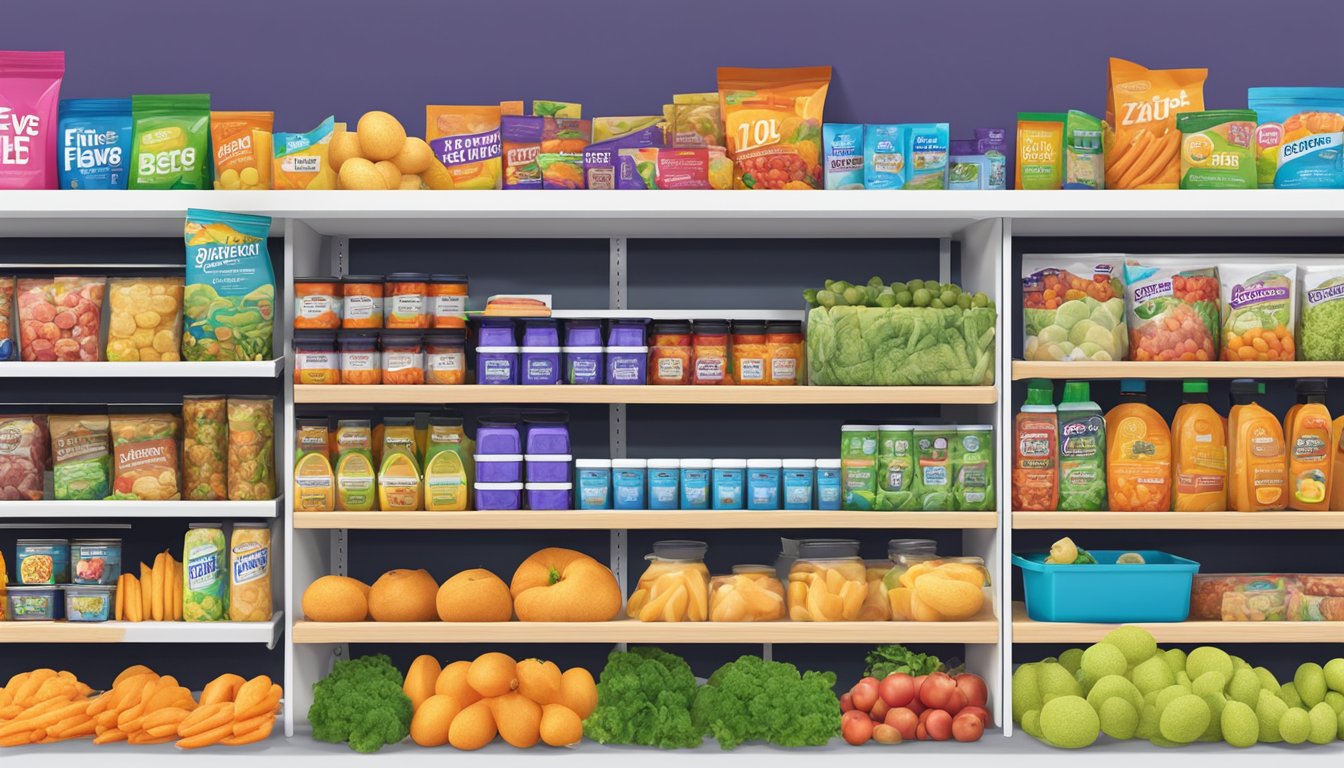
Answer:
[1300, 269, 1344, 360]
[807, 305, 997, 385]
[863, 644, 945, 678]
[584, 647, 701, 749]
[309, 654, 413, 753]
[691, 655, 840, 750]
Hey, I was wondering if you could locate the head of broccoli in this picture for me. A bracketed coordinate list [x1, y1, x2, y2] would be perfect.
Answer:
[308, 654, 413, 752]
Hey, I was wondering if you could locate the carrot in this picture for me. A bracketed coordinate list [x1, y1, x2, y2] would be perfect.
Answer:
[145, 722, 181, 739]
[151, 552, 167, 622]
[128, 732, 175, 744]
[0, 732, 34, 747]
[232, 676, 271, 715]
[92, 728, 127, 744]
[115, 574, 125, 621]
[175, 722, 234, 749]
[139, 563, 153, 619]
[1106, 129, 1150, 184]
[234, 685, 281, 722]
[143, 706, 191, 730]
[231, 711, 274, 736]
[0, 705, 19, 720]
[221, 715, 274, 746]
[1116, 130, 1165, 188]
[1130, 130, 1180, 187]
[125, 578, 142, 622]
[172, 559, 183, 621]
[54, 717, 96, 740]
[177, 703, 232, 736]
[200, 674, 244, 706]
[112, 665, 155, 687]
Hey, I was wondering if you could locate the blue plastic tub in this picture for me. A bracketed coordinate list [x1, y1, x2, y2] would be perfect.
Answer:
[1013, 550, 1200, 623]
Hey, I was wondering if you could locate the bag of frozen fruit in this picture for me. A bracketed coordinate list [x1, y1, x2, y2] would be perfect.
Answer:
[1123, 261, 1220, 361]
[1218, 262, 1295, 361]
[1021, 256, 1127, 362]
[718, 66, 831, 189]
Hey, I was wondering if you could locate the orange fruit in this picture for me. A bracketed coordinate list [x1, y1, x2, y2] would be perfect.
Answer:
[540, 704, 583, 747]
[436, 568, 513, 622]
[448, 699, 497, 750]
[557, 667, 597, 719]
[410, 694, 460, 747]
[301, 575, 371, 622]
[403, 654, 442, 713]
[516, 659, 561, 705]
[492, 692, 542, 748]
[467, 652, 518, 698]
[367, 569, 439, 622]
[435, 661, 481, 709]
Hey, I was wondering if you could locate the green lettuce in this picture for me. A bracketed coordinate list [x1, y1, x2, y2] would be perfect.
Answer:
[807, 305, 996, 385]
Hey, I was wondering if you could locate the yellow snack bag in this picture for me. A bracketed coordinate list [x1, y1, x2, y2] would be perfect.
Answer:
[718, 66, 831, 190]
[426, 105, 502, 190]
[272, 116, 335, 190]
[211, 111, 273, 190]
[1104, 58, 1207, 189]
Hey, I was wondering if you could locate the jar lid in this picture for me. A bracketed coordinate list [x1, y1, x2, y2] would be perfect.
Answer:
[651, 539, 708, 560]
[380, 329, 424, 343]
[63, 584, 116, 593]
[429, 415, 464, 426]
[888, 538, 938, 554]
[680, 459, 712, 469]
[188, 523, 222, 529]
[337, 330, 380, 342]
[781, 459, 815, 469]
[575, 458, 612, 469]
[430, 273, 469, 283]
[424, 331, 468, 345]
[731, 564, 775, 575]
[912, 424, 951, 432]
[524, 454, 573, 462]
[611, 458, 647, 469]
[651, 321, 692, 335]
[525, 482, 573, 490]
[766, 320, 803, 334]
[814, 458, 841, 469]
[295, 275, 341, 283]
[383, 416, 415, 427]
[747, 458, 782, 469]
[233, 522, 270, 530]
[342, 274, 384, 283]
[712, 458, 747, 469]
[646, 458, 680, 469]
[958, 424, 994, 431]
[731, 320, 767, 334]
[841, 424, 878, 432]
[693, 320, 730, 334]
[292, 330, 337, 344]
[70, 538, 122, 546]
[474, 482, 524, 490]
[386, 272, 430, 282]
[796, 538, 860, 559]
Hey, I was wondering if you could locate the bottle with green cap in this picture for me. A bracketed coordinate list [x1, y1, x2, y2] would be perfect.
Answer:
[1171, 379, 1227, 511]
[1057, 380, 1106, 511]
[1104, 378, 1171, 511]
[1014, 378, 1058, 511]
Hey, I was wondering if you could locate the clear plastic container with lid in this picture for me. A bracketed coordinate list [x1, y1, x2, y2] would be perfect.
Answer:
[766, 320, 803, 386]
[786, 538, 866, 621]
[731, 321, 769, 385]
[429, 274, 469, 329]
[338, 330, 381, 384]
[880, 538, 940, 591]
[424, 330, 466, 384]
[294, 276, 342, 329]
[385, 272, 430, 329]
[341, 275, 384, 329]
[649, 321, 693, 385]
[709, 564, 786, 622]
[692, 320, 730, 384]
[293, 330, 339, 385]
[381, 330, 425, 385]
[627, 539, 710, 622]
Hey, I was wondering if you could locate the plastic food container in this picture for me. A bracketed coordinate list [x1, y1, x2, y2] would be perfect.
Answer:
[523, 413, 571, 455]
[1189, 574, 1312, 621]
[787, 538, 866, 621]
[526, 482, 572, 510]
[709, 565, 786, 622]
[563, 320, 604, 384]
[65, 584, 115, 622]
[712, 459, 746, 510]
[522, 348, 561, 385]
[477, 345, 520, 385]
[71, 538, 122, 585]
[424, 330, 466, 384]
[476, 417, 521, 455]
[731, 321, 769, 385]
[680, 459, 712, 510]
[16, 539, 69, 584]
[381, 330, 425, 385]
[628, 540, 710, 622]
[747, 458, 782, 510]
[341, 275, 384, 329]
[815, 458, 842, 510]
[782, 459, 815, 510]
[525, 453, 572, 483]
[692, 320, 730, 384]
[293, 330, 339, 385]
[647, 458, 680, 510]
[766, 320, 804, 386]
[338, 330, 381, 385]
[606, 346, 648, 384]
[294, 276, 342, 329]
[385, 272, 430, 329]
[7, 585, 60, 620]
[1013, 550, 1201, 623]
[612, 458, 647, 510]
[576, 459, 612, 509]
[649, 321, 693, 385]
[475, 482, 523, 511]
[477, 317, 516, 347]
[475, 454, 523, 483]
[429, 274, 469, 329]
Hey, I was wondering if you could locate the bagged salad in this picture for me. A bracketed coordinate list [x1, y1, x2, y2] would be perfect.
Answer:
[1219, 263, 1295, 361]
[1298, 264, 1344, 360]
[1124, 261, 1219, 361]
[1022, 256, 1126, 362]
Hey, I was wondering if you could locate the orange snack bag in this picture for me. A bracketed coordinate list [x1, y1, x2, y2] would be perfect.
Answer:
[211, 111, 273, 190]
[1104, 58, 1206, 189]
[718, 66, 831, 190]
[425, 105, 502, 190]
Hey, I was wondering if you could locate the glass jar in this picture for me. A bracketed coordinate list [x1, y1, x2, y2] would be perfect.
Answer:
[691, 320, 730, 385]
[627, 540, 710, 622]
[341, 275, 384, 329]
[649, 321, 692, 385]
[338, 330, 381, 384]
[293, 277, 342, 330]
[424, 330, 466, 384]
[730, 321, 769, 385]
[429, 274, 469, 329]
[766, 320, 803, 386]
[881, 538, 940, 592]
[786, 538, 865, 622]
[292, 330, 339, 385]
[862, 558, 893, 621]
[381, 330, 424, 385]
[385, 272, 430, 329]
[709, 564, 786, 622]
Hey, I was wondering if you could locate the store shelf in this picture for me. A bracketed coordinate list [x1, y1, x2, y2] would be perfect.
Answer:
[548, 309, 806, 321]
[294, 384, 997, 405]
[1012, 510, 1344, 530]
[0, 497, 283, 519]
[293, 610, 999, 644]
[1011, 603, 1343, 643]
[1011, 360, 1341, 380]
[0, 612, 284, 647]
[0, 359, 284, 378]
[295, 509, 999, 530]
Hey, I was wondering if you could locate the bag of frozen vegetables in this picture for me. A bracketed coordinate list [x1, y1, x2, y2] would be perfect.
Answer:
[182, 395, 227, 500]
[1022, 256, 1126, 362]
[182, 209, 275, 362]
[1124, 261, 1219, 362]
[1298, 263, 1344, 360]
[227, 396, 275, 501]
[50, 415, 111, 501]
[1219, 262, 1295, 361]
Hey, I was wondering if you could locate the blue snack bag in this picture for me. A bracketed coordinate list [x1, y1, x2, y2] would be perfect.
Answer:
[58, 99, 132, 189]
[903, 123, 949, 189]
[1248, 87, 1344, 189]
[864, 124, 906, 189]
[182, 209, 275, 361]
[823, 123, 865, 189]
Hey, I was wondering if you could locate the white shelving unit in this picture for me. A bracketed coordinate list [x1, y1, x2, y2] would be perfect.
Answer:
[0, 359, 284, 378]
[0, 612, 285, 647]
[0, 498, 283, 519]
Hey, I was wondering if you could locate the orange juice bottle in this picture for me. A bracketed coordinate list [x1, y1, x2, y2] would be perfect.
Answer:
[1171, 379, 1227, 511]
[1332, 412, 1344, 511]
[1229, 379, 1287, 511]
[1105, 379, 1171, 511]
[1286, 378, 1331, 511]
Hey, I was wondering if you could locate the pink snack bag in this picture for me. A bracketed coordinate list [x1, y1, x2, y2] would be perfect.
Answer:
[0, 51, 65, 189]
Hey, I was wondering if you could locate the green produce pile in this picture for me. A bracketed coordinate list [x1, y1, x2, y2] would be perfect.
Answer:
[805, 277, 996, 386]
[309, 654, 414, 753]
[863, 643, 958, 678]
[584, 647, 702, 749]
[1014, 626, 1344, 749]
[691, 655, 840, 749]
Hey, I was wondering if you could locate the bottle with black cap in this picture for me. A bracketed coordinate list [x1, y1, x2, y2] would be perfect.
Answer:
[1285, 378, 1331, 511]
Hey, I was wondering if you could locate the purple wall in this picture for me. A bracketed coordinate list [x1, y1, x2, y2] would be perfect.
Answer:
[7, 0, 1344, 141]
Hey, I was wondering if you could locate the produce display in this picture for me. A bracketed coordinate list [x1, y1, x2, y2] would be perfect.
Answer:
[1013, 626, 1344, 749]
[840, 670, 990, 744]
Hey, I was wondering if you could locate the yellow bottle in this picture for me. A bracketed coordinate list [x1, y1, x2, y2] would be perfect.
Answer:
[378, 417, 423, 511]
[1229, 379, 1287, 511]
[1286, 378, 1331, 511]
[1105, 379, 1171, 511]
[293, 418, 335, 512]
[423, 416, 471, 511]
[334, 419, 376, 512]
[1171, 379, 1227, 511]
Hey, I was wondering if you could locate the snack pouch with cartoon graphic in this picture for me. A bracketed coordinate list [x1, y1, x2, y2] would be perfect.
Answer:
[182, 209, 275, 361]
[1248, 87, 1344, 189]
[426, 105, 502, 190]
[0, 50, 64, 189]
[130, 94, 211, 189]
[718, 66, 830, 189]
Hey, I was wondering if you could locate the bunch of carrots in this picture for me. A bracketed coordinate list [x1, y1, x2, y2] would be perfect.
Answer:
[1105, 126, 1180, 189]
[0, 666, 280, 749]
[115, 551, 181, 622]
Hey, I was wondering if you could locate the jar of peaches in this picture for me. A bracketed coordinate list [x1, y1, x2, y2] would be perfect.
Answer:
[786, 538, 865, 621]
[709, 565, 785, 622]
[862, 558, 893, 621]
[627, 540, 709, 622]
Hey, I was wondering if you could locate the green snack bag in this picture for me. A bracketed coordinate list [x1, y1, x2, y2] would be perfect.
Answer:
[913, 426, 954, 510]
[877, 425, 917, 510]
[840, 424, 878, 510]
[130, 93, 211, 189]
[1063, 110, 1104, 189]
[953, 425, 995, 511]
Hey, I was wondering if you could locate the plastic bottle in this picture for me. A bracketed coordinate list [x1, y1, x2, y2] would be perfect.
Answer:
[1057, 380, 1106, 511]
[1012, 378, 1058, 511]
[1105, 379, 1171, 511]
[1286, 378, 1331, 511]
[1170, 379, 1227, 512]
[1228, 379, 1287, 511]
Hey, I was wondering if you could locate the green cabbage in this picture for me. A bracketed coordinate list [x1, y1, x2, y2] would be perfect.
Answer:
[807, 305, 996, 385]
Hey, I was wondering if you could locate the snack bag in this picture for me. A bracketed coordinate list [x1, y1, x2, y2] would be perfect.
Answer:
[272, 116, 334, 190]
[1063, 110, 1104, 189]
[0, 415, 48, 500]
[227, 396, 275, 501]
[129, 93, 211, 189]
[0, 51, 64, 189]
[58, 98, 131, 189]
[500, 116, 543, 189]
[533, 100, 581, 118]
[109, 413, 180, 500]
[1219, 263, 1295, 361]
[864, 124, 906, 189]
[50, 414, 111, 501]
[212, 111, 273, 190]
[718, 66, 830, 189]
[592, 116, 661, 144]
[823, 123, 864, 189]
[1298, 264, 1344, 360]
[668, 93, 723, 149]
[1016, 113, 1064, 189]
[182, 395, 227, 500]
[17, 276, 105, 361]
[182, 209, 275, 361]
[426, 105, 502, 190]
[1124, 262, 1220, 361]
[541, 118, 590, 154]
[1104, 58, 1206, 189]
[1022, 257, 1127, 362]
[583, 124, 662, 190]
[0, 276, 14, 361]
[616, 147, 730, 190]
[105, 276, 184, 362]
[539, 153, 585, 189]
[902, 123, 949, 189]
[1248, 87, 1344, 189]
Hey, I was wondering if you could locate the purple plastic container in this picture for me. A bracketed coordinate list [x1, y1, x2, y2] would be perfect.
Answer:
[565, 320, 602, 347]
[607, 319, 647, 347]
[521, 347, 560, 384]
[475, 483, 523, 511]
[477, 318, 516, 347]
[475, 454, 523, 483]
[526, 483, 572, 510]
[526, 454, 573, 483]
[606, 346, 649, 384]
[523, 413, 570, 455]
[564, 347, 603, 384]
[476, 417, 521, 455]
[477, 346, 519, 384]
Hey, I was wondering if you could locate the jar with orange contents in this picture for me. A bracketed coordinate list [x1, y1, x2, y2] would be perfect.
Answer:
[385, 273, 429, 329]
[293, 277, 342, 330]
[649, 321, 692, 385]
[338, 330, 381, 384]
[292, 331, 338, 384]
[424, 330, 466, 385]
[381, 330, 425, 385]
[341, 276, 384, 329]
[765, 320, 803, 386]
[429, 274, 469, 329]
[730, 321, 769, 385]
[691, 320, 731, 385]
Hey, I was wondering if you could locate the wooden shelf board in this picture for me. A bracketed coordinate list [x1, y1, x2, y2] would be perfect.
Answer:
[294, 509, 999, 530]
[294, 384, 997, 405]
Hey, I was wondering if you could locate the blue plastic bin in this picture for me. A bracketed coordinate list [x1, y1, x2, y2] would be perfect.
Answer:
[1013, 550, 1200, 623]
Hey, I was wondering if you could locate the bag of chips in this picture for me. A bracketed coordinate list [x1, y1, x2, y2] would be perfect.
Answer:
[50, 414, 111, 500]
[1104, 58, 1206, 189]
[718, 66, 831, 189]
[109, 412, 180, 500]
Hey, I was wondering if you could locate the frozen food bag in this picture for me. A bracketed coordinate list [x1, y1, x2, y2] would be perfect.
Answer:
[0, 415, 48, 500]
[1298, 263, 1344, 360]
[227, 396, 275, 501]
[50, 414, 111, 500]
[1124, 262, 1219, 361]
[109, 412, 180, 500]
[182, 209, 275, 361]
[106, 276, 184, 362]
[17, 276, 105, 361]
[718, 66, 830, 189]
[1219, 263, 1295, 361]
[1022, 256, 1127, 362]
[0, 50, 64, 189]
[182, 395, 227, 500]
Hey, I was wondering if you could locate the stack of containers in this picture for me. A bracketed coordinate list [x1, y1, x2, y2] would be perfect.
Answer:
[572, 458, 834, 511]
[474, 416, 522, 510]
[606, 319, 649, 384]
[521, 319, 560, 385]
[524, 413, 572, 509]
[563, 320, 604, 384]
